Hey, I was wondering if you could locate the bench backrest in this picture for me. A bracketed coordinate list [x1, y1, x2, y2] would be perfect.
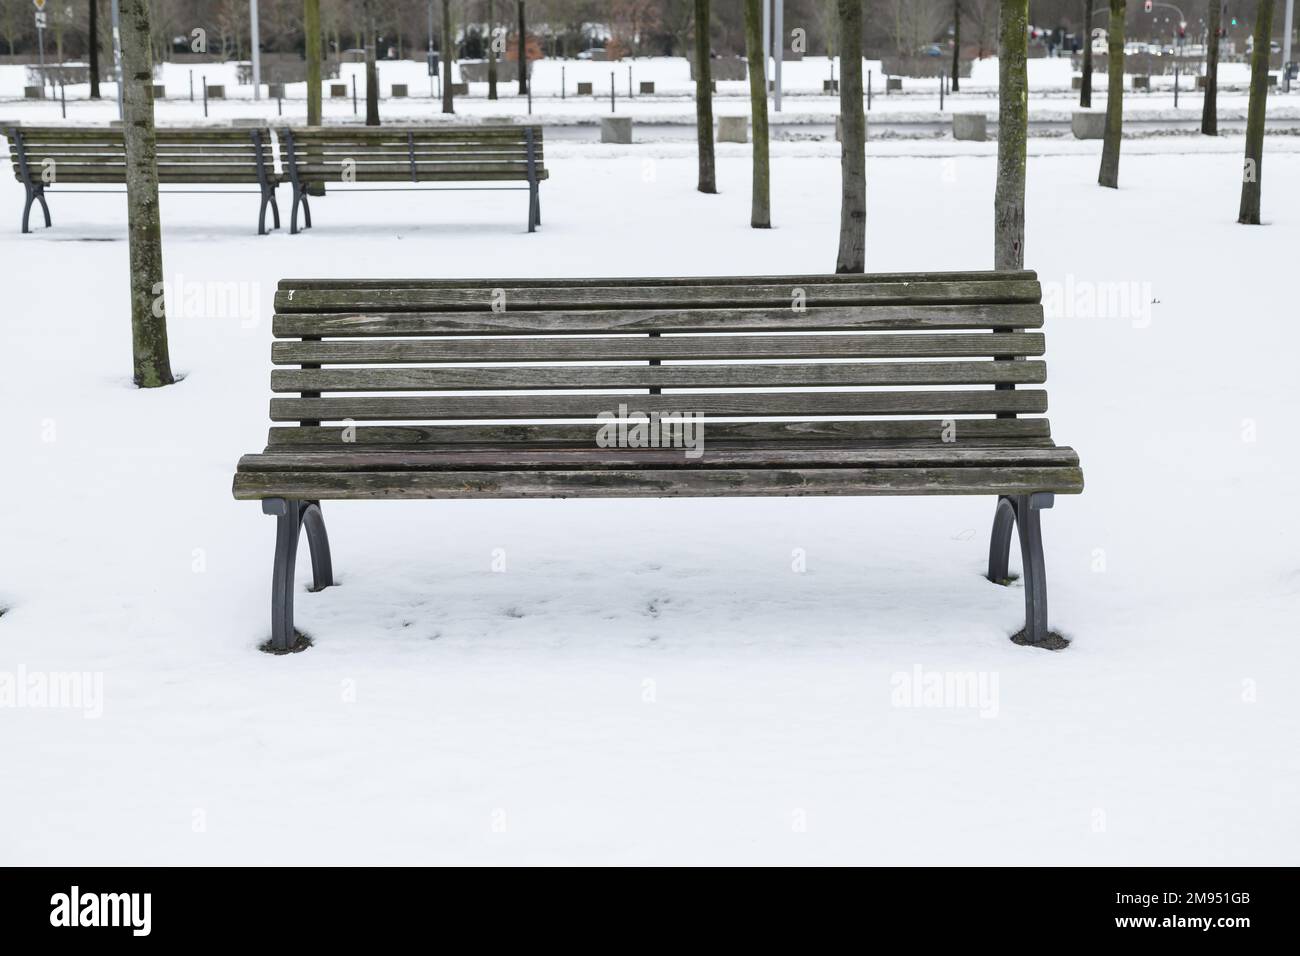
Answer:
[264, 272, 1053, 451]
[277, 125, 545, 184]
[6, 126, 275, 185]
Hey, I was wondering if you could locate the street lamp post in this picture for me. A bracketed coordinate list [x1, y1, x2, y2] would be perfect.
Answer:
[250, 0, 261, 99]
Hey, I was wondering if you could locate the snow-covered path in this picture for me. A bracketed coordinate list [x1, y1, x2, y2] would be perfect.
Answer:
[1, 133, 1297, 864]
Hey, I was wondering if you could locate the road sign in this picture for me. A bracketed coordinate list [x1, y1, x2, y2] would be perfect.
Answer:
[34, 0, 47, 10]
[35, 11, 47, 28]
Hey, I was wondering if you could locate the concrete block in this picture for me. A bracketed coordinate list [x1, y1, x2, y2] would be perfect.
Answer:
[952, 113, 987, 141]
[1072, 110, 1106, 139]
[600, 115, 632, 144]
[717, 115, 748, 143]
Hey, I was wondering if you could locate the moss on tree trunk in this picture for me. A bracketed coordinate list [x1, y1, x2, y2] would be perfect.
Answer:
[744, 0, 770, 227]
[1098, 0, 1125, 189]
[1239, 0, 1274, 224]
[694, 0, 716, 193]
[1201, 0, 1220, 135]
[120, 0, 174, 388]
[835, 0, 865, 273]
[995, 0, 1027, 270]
[1080, 0, 1092, 108]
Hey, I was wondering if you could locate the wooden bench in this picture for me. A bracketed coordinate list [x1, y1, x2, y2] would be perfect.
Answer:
[4, 125, 281, 234]
[232, 271, 1084, 652]
[277, 124, 546, 234]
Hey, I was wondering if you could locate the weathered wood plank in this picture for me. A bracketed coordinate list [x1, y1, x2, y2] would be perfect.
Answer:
[273, 279, 1043, 312]
[264, 418, 1054, 448]
[270, 360, 1048, 392]
[269, 389, 1049, 422]
[271, 303, 1043, 337]
[231, 465, 1085, 500]
[277, 270, 1037, 290]
[238, 446, 1080, 472]
[271, 332, 1046, 365]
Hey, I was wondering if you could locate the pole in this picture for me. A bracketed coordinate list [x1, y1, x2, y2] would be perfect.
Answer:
[1284, 0, 1295, 93]
[250, 0, 261, 99]
[629, 64, 633, 98]
[189, 69, 193, 102]
[610, 70, 615, 112]
[202, 74, 208, 117]
[352, 74, 357, 114]
[427, 0, 435, 97]
[110, 0, 124, 120]
[517, 1, 527, 96]
[867, 69, 872, 110]
[561, 64, 565, 98]
[939, 73, 944, 109]
[773, 0, 783, 111]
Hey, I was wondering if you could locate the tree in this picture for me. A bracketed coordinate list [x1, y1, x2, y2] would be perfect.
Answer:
[1098, 0, 1125, 189]
[1201, 0, 1221, 135]
[487, 0, 498, 100]
[951, 0, 961, 92]
[693, 0, 716, 193]
[1239, 0, 1274, 224]
[442, 0, 454, 113]
[363, 0, 379, 124]
[306, 0, 322, 125]
[1079, 0, 1092, 107]
[89, 0, 101, 99]
[994, 0, 1027, 269]
[743, 0, 770, 227]
[836, 0, 865, 272]
[120, 0, 174, 388]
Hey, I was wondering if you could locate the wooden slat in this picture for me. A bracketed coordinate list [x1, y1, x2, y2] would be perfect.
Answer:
[273, 279, 1042, 312]
[270, 360, 1048, 393]
[231, 465, 1086, 500]
[272, 332, 1046, 365]
[271, 303, 1043, 337]
[239, 446, 1079, 472]
[269, 390, 1049, 422]
[277, 270, 1036, 290]
[265, 418, 1055, 448]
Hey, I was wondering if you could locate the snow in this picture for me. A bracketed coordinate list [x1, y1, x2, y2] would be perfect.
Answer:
[1, 92, 1298, 864]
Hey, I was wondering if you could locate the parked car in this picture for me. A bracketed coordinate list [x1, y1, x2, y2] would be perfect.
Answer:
[920, 44, 943, 57]
[576, 48, 605, 61]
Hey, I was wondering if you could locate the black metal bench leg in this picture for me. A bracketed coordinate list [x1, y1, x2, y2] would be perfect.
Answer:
[269, 193, 281, 230]
[533, 187, 541, 226]
[257, 190, 272, 236]
[527, 184, 538, 233]
[987, 495, 1017, 585]
[300, 500, 334, 592]
[21, 185, 49, 233]
[290, 187, 302, 235]
[1014, 493, 1054, 646]
[263, 498, 303, 650]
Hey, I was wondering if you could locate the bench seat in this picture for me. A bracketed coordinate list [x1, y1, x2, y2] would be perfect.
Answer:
[234, 271, 1083, 651]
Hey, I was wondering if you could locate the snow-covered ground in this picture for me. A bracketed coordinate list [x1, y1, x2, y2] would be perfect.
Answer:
[1, 112, 1298, 864]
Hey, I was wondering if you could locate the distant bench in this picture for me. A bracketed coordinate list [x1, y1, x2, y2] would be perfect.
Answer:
[277, 124, 546, 234]
[232, 270, 1084, 652]
[4, 125, 281, 234]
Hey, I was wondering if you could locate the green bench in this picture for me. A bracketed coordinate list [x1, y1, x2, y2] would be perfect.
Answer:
[232, 271, 1084, 652]
[4, 125, 281, 234]
[277, 124, 546, 234]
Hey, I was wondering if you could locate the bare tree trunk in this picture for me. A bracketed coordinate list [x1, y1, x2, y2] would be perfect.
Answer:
[995, 0, 1027, 269]
[487, 0, 498, 100]
[951, 0, 961, 92]
[694, 0, 716, 193]
[364, 0, 379, 124]
[1201, 0, 1221, 135]
[1239, 0, 1274, 224]
[89, 0, 101, 98]
[1098, 0, 1125, 188]
[835, 0, 865, 273]
[120, 0, 174, 388]
[517, 1, 527, 95]
[744, 0, 770, 227]
[442, 0, 454, 113]
[306, 0, 321, 124]
[1080, 0, 1092, 107]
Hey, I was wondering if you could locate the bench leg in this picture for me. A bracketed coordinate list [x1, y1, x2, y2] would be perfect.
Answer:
[262, 498, 335, 651]
[290, 186, 312, 235]
[988, 493, 1058, 647]
[21, 186, 50, 233]
[257, 189, 272, 236]
[269, 194, 281, 230]
[527, 184, 538, 233]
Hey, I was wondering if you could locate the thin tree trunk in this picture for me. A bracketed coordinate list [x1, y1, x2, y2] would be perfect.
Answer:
[120, 0, 174, 388]
[487, 0, 497, 99]
[951, 0, 961, 92]
[305, 0, 321, 124]
[694, 0, 716, 193]
[995, 0, 1027, 269]
[1239, 0, 1274, 224]
[743, 0, 770, 227]
[1080, 0, 1092, 107]
[517, 1, 527, 95]
[1202, 0, 1221, 135]
[835, 0, 865, 273]
[1098, 0, 1125, 188]
[364, 0, 379, 124]
[442, 0, 454, 113]
[89, 0, 101, 98]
